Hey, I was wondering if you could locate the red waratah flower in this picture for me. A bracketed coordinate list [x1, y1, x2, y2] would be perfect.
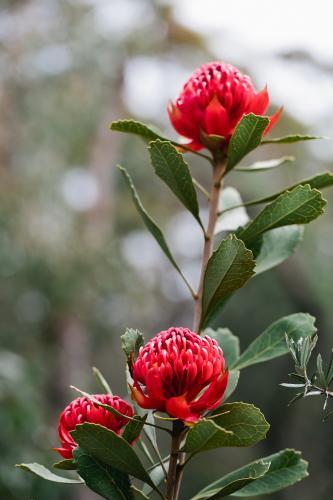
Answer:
[168, 61, 282, 152]
[130, 327, 228, 423]
[55, 395, 134, 459]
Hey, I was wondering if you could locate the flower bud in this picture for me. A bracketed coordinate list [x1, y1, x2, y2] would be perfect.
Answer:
[168, 61, 282, 152]
[130, 327, 228, 423]
[55, 395, 134, 458]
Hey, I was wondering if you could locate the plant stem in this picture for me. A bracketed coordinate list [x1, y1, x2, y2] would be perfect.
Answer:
[193, 159, 227, 332]
[166, 421, 186, 500]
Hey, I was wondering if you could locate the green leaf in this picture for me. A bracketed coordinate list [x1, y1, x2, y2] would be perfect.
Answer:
[131, 486, 149, 499]
[245, 171, 333, 205]
[234, 156, 295, 172]
[121, 328, 144, 369]
[192, 449, 308, 499]
[201, 235, 255, 328]
[204, 328, 240, 400]
[142, 459, 168, 496]
[211, 403, 269, 447]
[183, 419, 233, 454]
[118, 165, 193, 294]
[227, 114, 269, 171]
[71, 423, 155, 487]
[92, 367, 113, 395]
[191, 461, 270, 499]
[149, 140, 203, 227]
[316, 353, 326, 387]
[232, 313, 317, 370]
[224, 370, 240, 401]
[233, 449, 308, 496]
[16, 463, 83, 484]
[73, 448, 132, 500]
[110, 119, 165, 143]
[326, 349, 333, 385]
[122, 415, 146, 443]
[184, 403, 269, 453]
[53, 459, 77, 470]
[237, 185, 326, 245]
[254, 225, 304, 275]
[261, 134, 324, 144]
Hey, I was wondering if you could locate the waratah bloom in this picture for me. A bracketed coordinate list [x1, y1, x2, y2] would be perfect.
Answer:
[55, 395, 134, 459]
[168, 61, 282, 151]
[130, 327, 228, 423]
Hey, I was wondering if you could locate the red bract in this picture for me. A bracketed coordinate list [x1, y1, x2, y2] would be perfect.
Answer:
[131, 327, 228, 423]
[168, 61, 282, 151]
[55, 395, 134, 459]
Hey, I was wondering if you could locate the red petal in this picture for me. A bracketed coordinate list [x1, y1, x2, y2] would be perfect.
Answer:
[249, 86, 269, 115]
[53, 446, 74, 459]
[264, 106, 283, 135]
[190, 370, 228, 414]
[203, 95, 230, 137]
[130, 384, 154, 409]
[167, 101, 200, 141]
[165, 394, 191, 420]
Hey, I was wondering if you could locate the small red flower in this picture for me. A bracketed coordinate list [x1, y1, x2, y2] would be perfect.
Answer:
[130, 327, 228, 423]
[55, 395, 134, 459]
[168, 61, 282, 152]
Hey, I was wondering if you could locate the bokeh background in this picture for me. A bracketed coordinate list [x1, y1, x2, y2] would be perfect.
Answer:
[1, 0, 333, 498]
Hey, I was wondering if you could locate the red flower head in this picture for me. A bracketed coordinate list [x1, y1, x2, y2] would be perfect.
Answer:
[130, 327, 228, 423]
[55, 395, 134, 459]
[168, 61, 282, 152]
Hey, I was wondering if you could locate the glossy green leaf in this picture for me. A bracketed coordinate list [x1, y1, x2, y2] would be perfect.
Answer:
[16, 463, 83, 484]
[149, 140, 203, 227]
[245, 171, 333, 205]
[254, 225, 304, 275]
[234, 156, 295, 172]
[233, 449, 308, 496]
[71, 423, 154, 487]
[201, 235, 255, 328]
[261, 134, 324, 144]
[118, 165, 192, 293]
[184, 403, 269, 453]
[191, 461, 270, 499]
[232, 313, 317, 370]
[110, 119, 165, 142]
[227, 114, 269, 171]
[73, 448, 132, 500]
[238, 185, 326, 245]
